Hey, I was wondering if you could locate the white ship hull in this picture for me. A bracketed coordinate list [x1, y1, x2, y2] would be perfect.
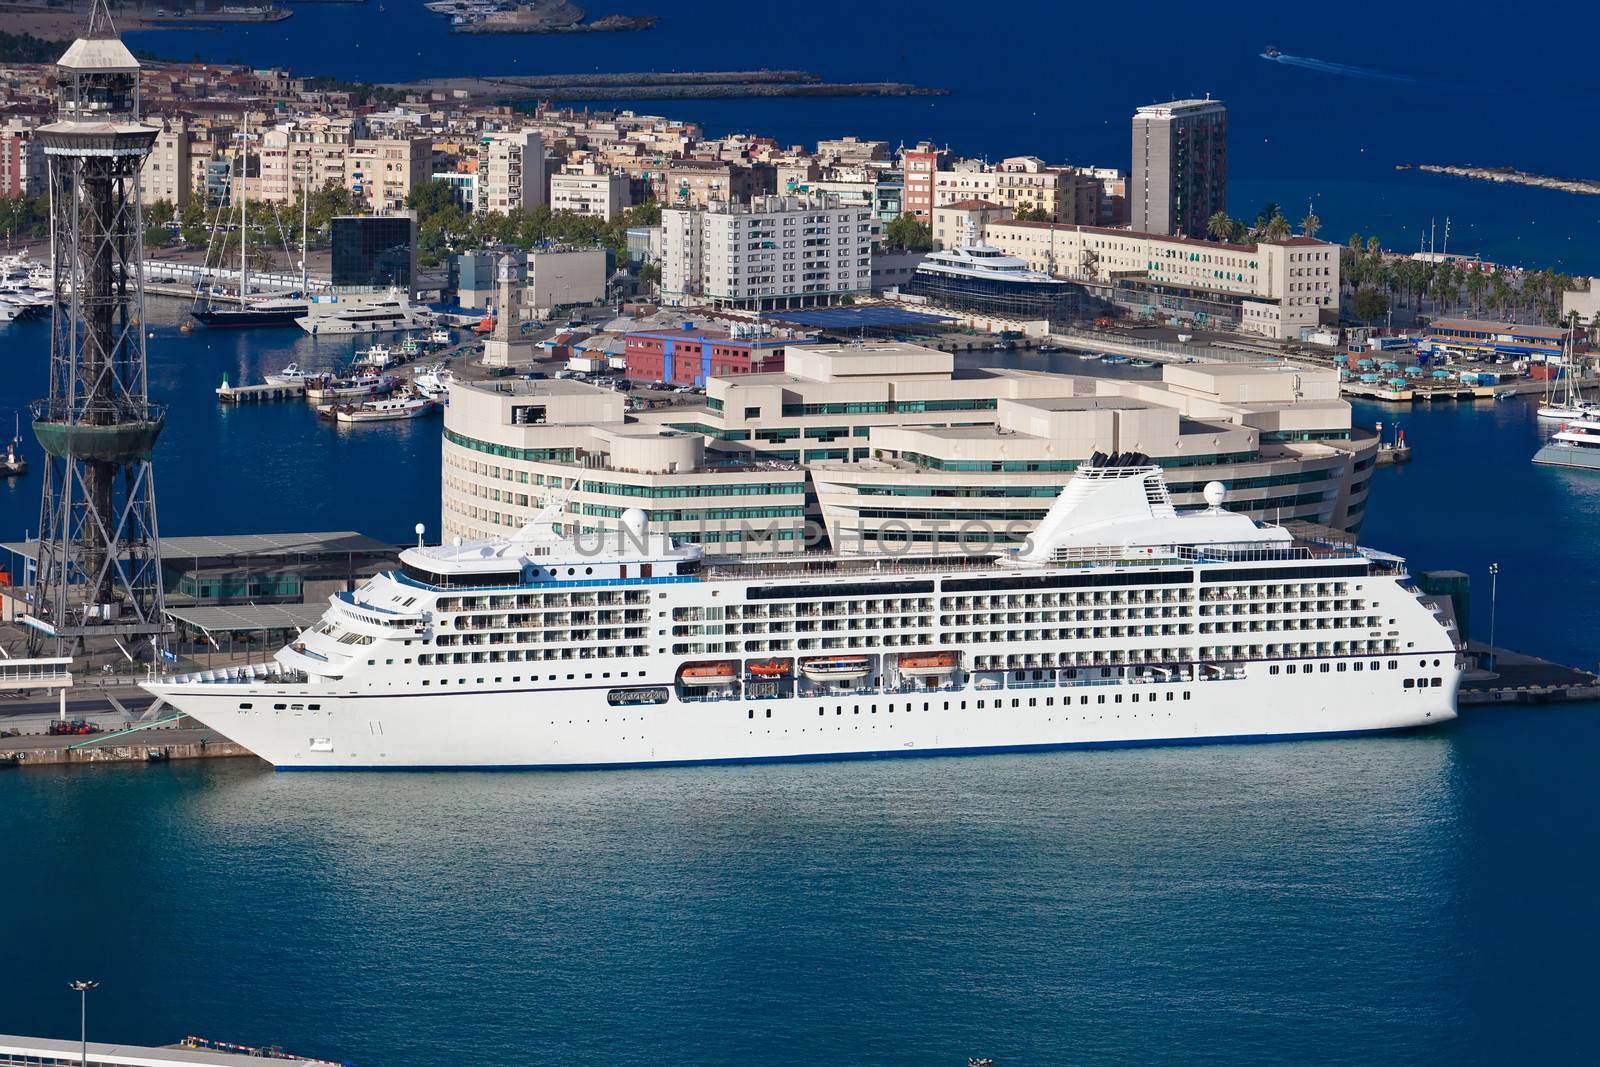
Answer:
[146, 460, 1463, 771]
[151, 664, 1456, 770]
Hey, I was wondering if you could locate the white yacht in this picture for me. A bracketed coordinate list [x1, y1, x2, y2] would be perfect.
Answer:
[144, 457, 1461, 770]
[1533, 418, 1600, 469]
[263, 362, 313, 387]
[412, 363, 453, 401]
[905, 231, 1078, 319]
[296, 291, 435, 337]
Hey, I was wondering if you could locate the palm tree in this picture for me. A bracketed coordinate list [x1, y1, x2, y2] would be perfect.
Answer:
[1262, 215, 1292, 241]
[1299, 212, 1321, 239]
[1207, 210, 1234, 243]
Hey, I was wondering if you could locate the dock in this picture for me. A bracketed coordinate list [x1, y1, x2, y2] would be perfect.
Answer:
[0, 721, 254, 768]
[216, 381, 304, 404]
[1458, 643, 1600, 706]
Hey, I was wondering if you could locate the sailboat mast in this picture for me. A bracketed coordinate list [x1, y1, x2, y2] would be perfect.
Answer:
[240, 109, 249, 305]
[300, 166, 309, 296]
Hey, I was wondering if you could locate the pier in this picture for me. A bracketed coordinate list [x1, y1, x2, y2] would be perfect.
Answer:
[216, 381, 304, 404]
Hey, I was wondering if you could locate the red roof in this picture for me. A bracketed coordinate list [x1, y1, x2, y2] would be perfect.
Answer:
[940, 198, 1004, 210]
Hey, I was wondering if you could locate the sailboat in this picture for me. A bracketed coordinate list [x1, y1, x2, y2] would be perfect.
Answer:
[2, 413, 26, 477]
[1536, 325, 1597, 420]
[191, 112, 308, 329]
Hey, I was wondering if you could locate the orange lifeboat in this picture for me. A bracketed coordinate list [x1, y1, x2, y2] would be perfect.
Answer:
[898, 651, 959, 677]
[680, 662, 737, 686]
[748, 659, 791, 678]
[473, 316, 496, 335]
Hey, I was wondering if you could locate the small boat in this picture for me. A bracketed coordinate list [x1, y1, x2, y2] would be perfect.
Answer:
[332, 393, 437, 423]
[354, 343, 395, 369]
[801, 656, 872, 682]
[305, 374, 396, 403]
[473, 316, 496, 335]
[2, 414, 26, 477]
[1101, 353, 1131, 365]
[429, 327, 453, 345]
[412, 363, 453, 401]
[1075, 352, 1100, 361]
[747, 659, 791, 678]
[263, 361, 312, 387]
[1263, 45, 1281, 58]
[680, 662, 737, 686]
[897, 652, 959, 677]
[1130, 358, 1158, 368]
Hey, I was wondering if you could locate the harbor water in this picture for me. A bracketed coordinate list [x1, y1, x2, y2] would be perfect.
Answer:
[3, 310, 1599, 1061]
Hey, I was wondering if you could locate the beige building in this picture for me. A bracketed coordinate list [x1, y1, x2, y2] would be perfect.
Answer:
[660, 194, 874, 310]
[550, 162, 631, 220]
[527, 247, 608, 312]
[258, 118, 357, 203]
[932, 198, 1010, 251]
[478, 130, 547, 215]
[442, 340, 1377, 556]
[984, 221, 1340, 339]
[139, 115, 191, 209]
[348, 135, 433, 213]
[932, 156, 1101, 224]
[440, 378, 809, 552]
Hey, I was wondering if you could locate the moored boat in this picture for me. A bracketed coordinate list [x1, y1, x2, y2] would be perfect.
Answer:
[331, 393, 437, 424]
[801, 656, 872, 682]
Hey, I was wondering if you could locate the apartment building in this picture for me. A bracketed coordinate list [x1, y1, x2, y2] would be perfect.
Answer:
[1131, 98, 1228, 237]
[899, 141, 948, 223]
[983, 221, 1339, 339]
[137, 115, 192, 208]
[663, 159, 775, 208]
[478, 130, 547, 214]
[932, 156, 1101, 224]
[660, 194, 875, 310]
[258, 119, 357, 203]
[0, 121, 44, 198]
[932, 198, 1011, 250]
[550, 162, 631, 220]
[816, 136, 889, 165]
[348, 135, 433, 213]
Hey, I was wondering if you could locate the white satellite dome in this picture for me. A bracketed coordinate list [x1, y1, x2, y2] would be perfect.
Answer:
[620, 507, 648, 545]
[1203, 481, 1227, 509]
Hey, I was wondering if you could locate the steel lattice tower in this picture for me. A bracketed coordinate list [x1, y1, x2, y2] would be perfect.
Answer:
[27, 1, 168, 654]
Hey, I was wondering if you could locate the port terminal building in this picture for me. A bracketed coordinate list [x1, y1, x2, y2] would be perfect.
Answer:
[440, 342, 1376, 554]
[979, 221, 1339, 340]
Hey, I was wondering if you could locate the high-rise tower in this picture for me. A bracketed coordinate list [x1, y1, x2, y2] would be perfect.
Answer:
[27, 1, 168, 653]
[1130, 98, 1228, 238]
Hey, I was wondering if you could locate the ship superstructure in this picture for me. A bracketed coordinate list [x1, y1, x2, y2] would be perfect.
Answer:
[144, 458, 1460, 769]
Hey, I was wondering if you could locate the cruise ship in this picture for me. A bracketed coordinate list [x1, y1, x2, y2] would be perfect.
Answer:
[143, 458, 1460, 770]
[904, 238, 1081, 319]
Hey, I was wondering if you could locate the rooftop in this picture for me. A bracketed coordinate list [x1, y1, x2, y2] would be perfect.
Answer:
[2, 531, 393, 563]
[1428, 317, 1568, 339]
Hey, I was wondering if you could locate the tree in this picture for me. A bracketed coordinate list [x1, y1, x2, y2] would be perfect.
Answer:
[1353, 287, 1390, 324]
[144, 223, 169, 250]
[1262, 215, 1292, 241]
[1206, 210, 1234, 242]
[1299, 212, 1321, 239]
[1012, 203, 1050, 223]
[882, 214, 933, 252]
[638, 262, 661, 287]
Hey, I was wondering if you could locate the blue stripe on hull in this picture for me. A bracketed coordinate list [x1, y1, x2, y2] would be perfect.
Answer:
[274, 721, 1447, 772]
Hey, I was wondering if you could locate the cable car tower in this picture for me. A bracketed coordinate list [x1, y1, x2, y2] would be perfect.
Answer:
[26, 0, 169, 655]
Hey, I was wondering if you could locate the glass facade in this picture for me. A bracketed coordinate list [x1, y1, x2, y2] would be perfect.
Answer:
[331, 215, 416, 290]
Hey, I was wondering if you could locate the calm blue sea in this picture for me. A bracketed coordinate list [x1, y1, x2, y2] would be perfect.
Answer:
[121, 0, 1600, 272]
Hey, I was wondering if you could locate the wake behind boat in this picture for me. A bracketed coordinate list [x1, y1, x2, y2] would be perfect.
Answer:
[143, 455, 1461, 770]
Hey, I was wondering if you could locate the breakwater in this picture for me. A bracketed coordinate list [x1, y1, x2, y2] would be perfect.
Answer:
[388, 70, 947, 102]
[1415, 163, 1600, 197]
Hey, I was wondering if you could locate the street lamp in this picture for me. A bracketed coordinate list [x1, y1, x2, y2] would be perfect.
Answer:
[1488, 562, 1500, 670]
[68, 980, 98, 1067]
